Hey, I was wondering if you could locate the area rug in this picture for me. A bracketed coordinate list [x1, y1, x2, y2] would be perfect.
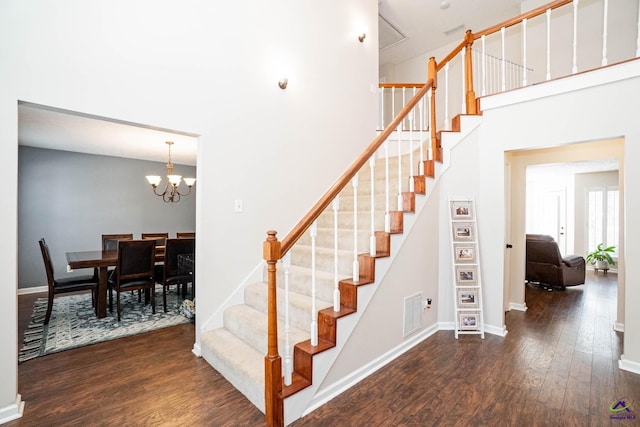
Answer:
[18, 287, 192, 363]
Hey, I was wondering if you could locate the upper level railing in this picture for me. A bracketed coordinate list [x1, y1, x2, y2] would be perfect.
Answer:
[264, 0, 639, 425]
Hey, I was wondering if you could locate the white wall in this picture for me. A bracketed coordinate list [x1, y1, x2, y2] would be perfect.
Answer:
[0, 0, 378, 419]
[18, 146, 196, 289]
[480, 61, 639, 370]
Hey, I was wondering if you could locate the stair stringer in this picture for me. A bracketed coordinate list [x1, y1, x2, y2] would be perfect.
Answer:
[283, 115, 483, 425]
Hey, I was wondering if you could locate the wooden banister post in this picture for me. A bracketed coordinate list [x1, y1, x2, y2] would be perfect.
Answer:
[264, 230, 283, 427]
[464, 30, 477, 115]
[428, 57, 438, 161]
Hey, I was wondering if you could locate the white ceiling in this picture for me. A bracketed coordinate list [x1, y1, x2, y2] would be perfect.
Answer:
[18, 2, 525, 163]
[18, 102, 199, 166]
[378, 0, 523, 67]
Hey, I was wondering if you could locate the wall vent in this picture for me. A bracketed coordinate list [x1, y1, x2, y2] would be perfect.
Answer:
[403, 292, 423, 338]
[379, 14, 407, 50]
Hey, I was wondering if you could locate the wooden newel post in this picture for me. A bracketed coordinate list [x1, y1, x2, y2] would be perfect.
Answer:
[464, 30, 478, 115]
[263, 230, 283, 427]
[428, 57, 439, 162]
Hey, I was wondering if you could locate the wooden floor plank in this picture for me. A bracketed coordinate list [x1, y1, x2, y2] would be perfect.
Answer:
[11, 271, 638, 426]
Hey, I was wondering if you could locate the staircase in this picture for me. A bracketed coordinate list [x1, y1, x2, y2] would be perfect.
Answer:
[199, 112, 482, 423]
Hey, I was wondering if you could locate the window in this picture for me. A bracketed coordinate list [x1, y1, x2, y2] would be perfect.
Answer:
[587, 187, 618, 257]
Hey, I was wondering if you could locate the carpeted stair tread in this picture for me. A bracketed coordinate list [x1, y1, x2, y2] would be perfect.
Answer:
[244, 282, 333, 334]
[276, 265, 349, 302]
[200, 327, 265, 412]
[223, 303, 309, 355]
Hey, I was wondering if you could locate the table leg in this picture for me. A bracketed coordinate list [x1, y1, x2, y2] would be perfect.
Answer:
[97, 266, 108, 318]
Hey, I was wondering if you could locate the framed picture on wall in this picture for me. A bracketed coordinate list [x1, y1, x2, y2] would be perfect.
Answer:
[451, 200, 473, 219]
[452, 222, 474, 241]
[459, 313, 479, 330]
[456, 266, 477, 284]
[457, 289, 479, 308]
[454, 244, 476, 264]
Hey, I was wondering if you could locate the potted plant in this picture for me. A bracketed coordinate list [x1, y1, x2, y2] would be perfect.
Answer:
[586, 243, 616, 270]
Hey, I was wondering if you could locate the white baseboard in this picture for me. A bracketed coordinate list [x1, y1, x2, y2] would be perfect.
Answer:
[508, 302, 527, 312]
[485, 324, 508, 337]
[619, 355, 640, 375]
[613, 322, 625, 332]
[0, 394, 23, 424]
[17, 286, 47, 295]
[192, 343, 202, 357]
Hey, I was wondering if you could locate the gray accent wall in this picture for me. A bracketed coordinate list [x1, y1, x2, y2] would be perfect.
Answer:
[18, 146, 196, 289]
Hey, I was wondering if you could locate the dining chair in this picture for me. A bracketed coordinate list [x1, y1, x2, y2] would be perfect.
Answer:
[102, 233, 134, 310]
[39, 238, 98, 325]
[157, 238, 195, 312]
[102, 233, 134, 251]
[176, 232, 195, 238]
[141, 232, 169, 247]
[108, 239, 157, 321]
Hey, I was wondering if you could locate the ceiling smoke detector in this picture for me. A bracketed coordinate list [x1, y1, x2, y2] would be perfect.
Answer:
[440, 0, 450, 10]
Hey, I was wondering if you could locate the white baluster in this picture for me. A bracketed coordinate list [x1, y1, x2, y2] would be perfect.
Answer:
[572, 0, 579, 74]
[461, 51, 466, 112]
[418, 97, 424, 175]
[379, 86, 385, 129]
[384, 140, 390, 233]
[402, 87, 406, 131]
[602, 0, 609, 66]
[351, 175, 359, 285]
[481, 35, 486, 96]
[501, 27, 506, 92]
[546, 8, 552, 81]
[397, 126, 403, 212]
[310, 221, 318, 347]
[391, 87, 396, 125]
[443, 62, 449, 130]
[522, 18, 528, 86]
[333, 197, 341, 311]
[369, 157, 376, 256]
[427, 88, 433, 160]
[282, 252, 292, 385]
[408, 100, 415, 193]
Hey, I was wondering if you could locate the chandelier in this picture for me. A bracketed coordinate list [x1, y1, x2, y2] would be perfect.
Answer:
[145, 141, 196, 203]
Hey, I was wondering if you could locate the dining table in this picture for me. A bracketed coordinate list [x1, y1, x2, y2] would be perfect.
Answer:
[66, 247, 165, 318]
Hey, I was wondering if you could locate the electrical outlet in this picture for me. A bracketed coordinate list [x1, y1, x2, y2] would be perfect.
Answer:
[234, 199, 243, 213]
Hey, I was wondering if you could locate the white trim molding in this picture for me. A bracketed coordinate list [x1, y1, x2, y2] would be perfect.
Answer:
[619, 355, 640, 375]
[613, 322, 624, 332]
[508, 302, 527, 312]
[17, 286, 47, 295]
[0, 394, 23, 424]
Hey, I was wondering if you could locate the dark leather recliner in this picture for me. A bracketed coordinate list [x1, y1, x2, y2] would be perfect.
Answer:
[525, 234, 586, 289]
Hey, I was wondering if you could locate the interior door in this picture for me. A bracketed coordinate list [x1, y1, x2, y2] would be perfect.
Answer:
[542, 189, 567, 254]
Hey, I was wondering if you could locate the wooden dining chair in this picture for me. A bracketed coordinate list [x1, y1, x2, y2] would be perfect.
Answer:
[108, 239, 157, 321]
[176, 232, 195, 238]
[39, 238, 98, 325]
[157, 238, 195, 312]
[101, 233, 134, 310]
[141, 232, 169, 246]
[102, 233, 134, 251]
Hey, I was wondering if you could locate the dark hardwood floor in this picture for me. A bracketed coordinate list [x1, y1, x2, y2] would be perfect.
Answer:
[11, 271, 639, 426]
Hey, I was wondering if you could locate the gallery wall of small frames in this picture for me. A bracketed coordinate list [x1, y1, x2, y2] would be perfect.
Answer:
[449, 199, 484, 339]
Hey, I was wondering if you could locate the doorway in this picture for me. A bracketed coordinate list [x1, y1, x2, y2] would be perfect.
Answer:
[505, 139, 624, 326]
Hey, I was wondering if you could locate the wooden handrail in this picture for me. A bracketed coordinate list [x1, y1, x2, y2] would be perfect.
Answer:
[474, 0, 572, 39]
[279, 79, 433, 256]
[437, 39, 467, 72]
[378, 83, 425, 88]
